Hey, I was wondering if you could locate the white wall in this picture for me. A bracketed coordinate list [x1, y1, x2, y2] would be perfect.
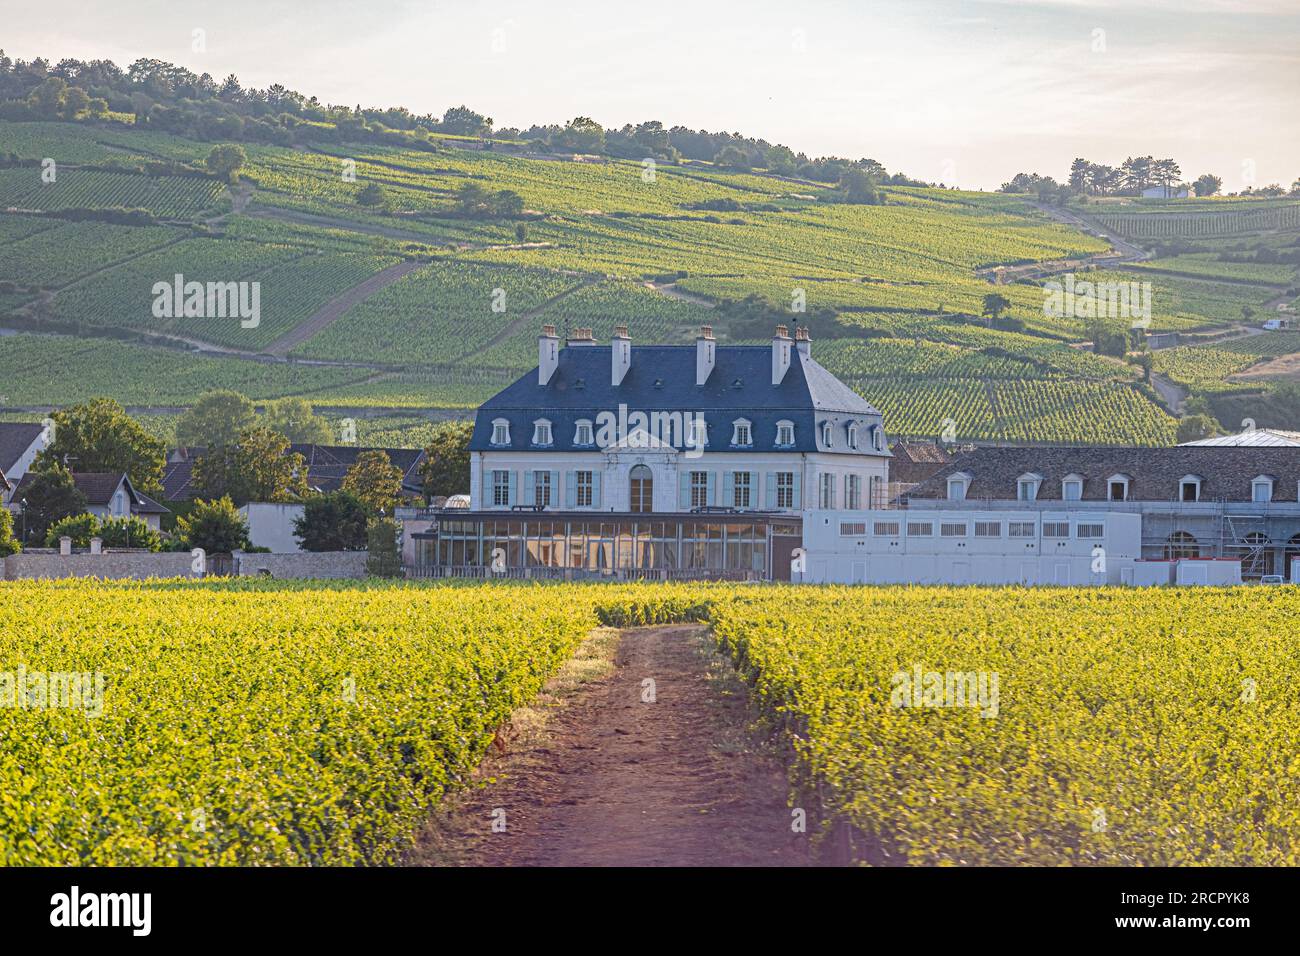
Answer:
[470, 450, 887, 512]
[800, 508, 1144, 585]
[241, 502, 306, 553]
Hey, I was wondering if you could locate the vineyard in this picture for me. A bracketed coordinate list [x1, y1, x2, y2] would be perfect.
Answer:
[0, 166, 227, 218]
[0, 118, 1296, 440]
[290, 260, 581, 364]
[685, 585, 1300, 866]
[3, 579, 1297, 866]
[0, 580, 594, 865]
[1093, 201, 1300, 239]
[0, 333, 374, 406]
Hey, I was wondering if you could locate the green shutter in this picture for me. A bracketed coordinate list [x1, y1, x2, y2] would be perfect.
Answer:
[481, 468, 492, 509]
[722, 471, 734, 507]
[565, 471, 577, 509]
[550, 470, 560, 509]
[523, 470, 534, 506]
[507, 471, 518, 507]
[792, 472, 802, 509]
[591, 471, 602, 509]
[766, 472, 777, 509]
[706, 472, 717, 506]
[679, 471, 691, 510]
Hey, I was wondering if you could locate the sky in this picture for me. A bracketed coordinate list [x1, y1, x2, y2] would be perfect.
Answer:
[1, 0, 1296, 190]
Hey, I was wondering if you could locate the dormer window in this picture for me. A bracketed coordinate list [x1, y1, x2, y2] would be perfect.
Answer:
[574, 419, 594, 446]
[1062, 474, 1084, 501]
[947, 472, 971, 501]
[532, 419, 552, 446]
[1107, 474, 1130, 502]
[687, 418, 708, 449]
[821, 421, 833, 448]
[871, 426, 884, 452]
[1180, 475, 1202, 503]
[1252, 475, 1274, 503]
[847, 423, 859, 450]
[491, 418, 511, 446]
[775, 420, 795, 447]
[731, 418, 752, 447]
[1017, 473, 1042, 501]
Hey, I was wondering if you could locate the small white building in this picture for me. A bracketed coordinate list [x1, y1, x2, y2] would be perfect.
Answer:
[241, 502, 307, 553]
[800, 508, 1144, 585]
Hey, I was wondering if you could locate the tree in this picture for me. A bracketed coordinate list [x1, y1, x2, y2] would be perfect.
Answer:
[365, 517, 402, 577]
[205, 143, 247, 183]
[61, 86, 90, 119]
[440, 105, 492, 136]
[552, 116, 605, 153]
[420, 421, 472, 499]
[834, 166, 883, 205]
[36, 398, 166, 496]
[176, 497, 248, 554]
[765, 145, 799, 177]
[982, 293, 1012, 323]
[15, 462, 87, 544]
[175, 389, 257, 449]
[99, 515, 162, 551]
[293, 492, 369, 551]
[27, 76, 67, 118]
[45, 513, 98, 548]
[193, 427, 308, 504]
[1120, 155, 1155, 192]
[341, 450, 404, 513]
[1068, 158, 1090, 192]
[1193, 173, 1222, 197]
[0, 508, 20, 557]
[1176, 414, 1220, 444]
[356, 182, 387, 207]
[713, 144, 753, 170]
[261, 397, 333, 444]
[1152, 158, 1182, 194]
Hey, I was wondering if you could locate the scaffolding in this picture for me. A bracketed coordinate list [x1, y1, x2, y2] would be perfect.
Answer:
[1137, 503, 1300, 580]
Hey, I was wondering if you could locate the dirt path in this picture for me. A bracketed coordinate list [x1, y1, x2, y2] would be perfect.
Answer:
[415, 626, 813, 867]
[261, 259, 426, 356]
[468, 276, 602, 358]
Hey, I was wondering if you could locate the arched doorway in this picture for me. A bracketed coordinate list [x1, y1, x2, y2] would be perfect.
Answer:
[1242, 531, 1274, 578]
[629, 465, 653, 513]
[1164, 531, 1199, 560]
[1286, 534, 1300, 581]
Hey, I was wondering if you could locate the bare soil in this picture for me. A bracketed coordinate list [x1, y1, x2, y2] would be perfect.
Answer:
[412, 626, 814, 867]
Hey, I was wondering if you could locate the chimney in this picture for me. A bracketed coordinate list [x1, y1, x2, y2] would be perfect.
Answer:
[696, 326, 716, 386]
[772, 324, 792, 385]
[567, 327, 596, 346]
[538, 324, 559, 386]
[612, 325, 631, 386]
[794, 326, 811, 358]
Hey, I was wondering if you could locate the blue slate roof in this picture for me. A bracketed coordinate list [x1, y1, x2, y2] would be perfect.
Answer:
[472, 344, 885, 455]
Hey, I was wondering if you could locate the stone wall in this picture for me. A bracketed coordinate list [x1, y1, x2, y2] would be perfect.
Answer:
[232, 550, 369, 579]
[3, 551, 199, 581]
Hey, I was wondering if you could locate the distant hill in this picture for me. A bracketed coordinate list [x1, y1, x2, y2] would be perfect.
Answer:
[1, 114, 1296, 446]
